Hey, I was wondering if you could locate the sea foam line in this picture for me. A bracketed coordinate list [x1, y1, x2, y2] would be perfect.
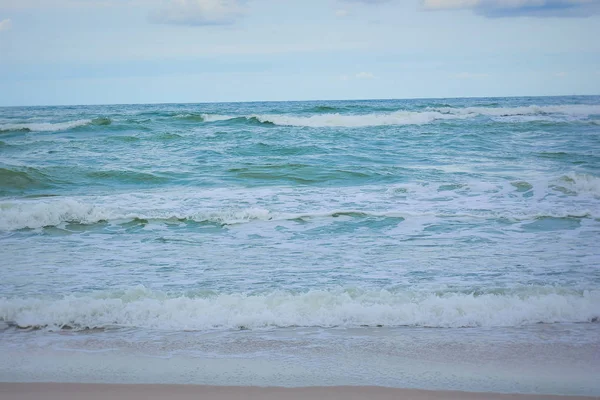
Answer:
[0, 199, 596, 232]
[0, 118, 111, 133]
[198, 104, 600, 127]
[1, 171, 599, 231]
[1, 287, 597, 331]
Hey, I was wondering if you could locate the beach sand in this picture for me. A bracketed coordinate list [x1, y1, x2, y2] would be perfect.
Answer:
[1, 383, 598, 400]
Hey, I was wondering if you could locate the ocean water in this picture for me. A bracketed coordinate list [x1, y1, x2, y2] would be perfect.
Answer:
[1, 96, 599, 394]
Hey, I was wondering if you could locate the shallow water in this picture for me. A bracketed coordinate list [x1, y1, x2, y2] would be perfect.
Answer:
[1, 96, 599, 393]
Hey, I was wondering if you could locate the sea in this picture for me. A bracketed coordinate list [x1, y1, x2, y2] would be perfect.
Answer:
[1, 96, 599, 395]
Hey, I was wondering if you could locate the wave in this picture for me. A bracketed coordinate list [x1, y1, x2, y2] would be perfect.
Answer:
[90, 117, 112, 126]
[228, 165, 370, 183]
[0, 166, 171, 196]
[0, 200, 278, 231]
[310, 105, 339, 112]
[0, 200, 395, 231]
[85, 170, 168, 183]
[1, 172, 598, 230]
[202, 115, 275, 126]
[255, 112, 466, 127]
[155, 132, 183, 140]
[173, 113, 205, 122]
[195, 104, 600, 128]
[1, 287, 597, 331]
[0, 167, 57, 192]
[0, 118, 111, 133]
[0, 194, 596, 232]
[201, 112, 469, 128]
[201, 114, 238, 123]
[553, 173, 600, 198]
[432, 104, 600, 118]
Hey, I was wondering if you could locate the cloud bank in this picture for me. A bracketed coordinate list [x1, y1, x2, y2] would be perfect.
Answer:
[355, 71, 376, 79]
[422, 0, 600, 17]
[455, 72, 490, 79]
[149, 0, 245, 26]
[0, 18, 11, 31]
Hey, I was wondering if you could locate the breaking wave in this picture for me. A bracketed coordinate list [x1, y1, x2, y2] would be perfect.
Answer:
[0, 194, 596, 232]
[1, 287, 597, 331]
[0, 199, 405, 231]
[196, 104, 600, 128]
[0, 118, 111, 133]
[173, 113, 205, 122]
[431, 104, 600, 117]
[556, 173, 600, 198]
[1, 172, 598, 230]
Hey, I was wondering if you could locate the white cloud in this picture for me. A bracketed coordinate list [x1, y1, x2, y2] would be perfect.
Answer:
[422, 0, 478, 9]
[339, 72, 377, 81]
[454, 72, 489, 79]
[554, 71, 568, 77]
[355, 71, 375, 79]
[0, 18, 11, 31]
[342, 0, 392, 4]
[335, 9, 350, 17]
[149, 0, 246, 26]
[422, 0, 600, 17]
[0, 0, 142, 8]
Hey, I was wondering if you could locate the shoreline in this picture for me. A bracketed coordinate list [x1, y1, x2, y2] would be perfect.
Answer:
[1, 383, 598, 400]
[3, 324, 599, 396]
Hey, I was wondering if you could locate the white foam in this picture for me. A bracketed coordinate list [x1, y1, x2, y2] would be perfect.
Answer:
[202, 114, 237, 122]
[557, 173, 600, 197]
[198, 104, 600, 128]
[0, 199, 107, 230]
[251, 111, 471, 127]
[433, 104, 600, 118]
[0, 199, 274, 231]
[0, 120, 93, 132]
[1, 174, 598, 231]
[1, 287, 597, 330]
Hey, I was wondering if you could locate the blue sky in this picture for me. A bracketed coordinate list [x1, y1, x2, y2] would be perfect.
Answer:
[0, 0, 599, 106]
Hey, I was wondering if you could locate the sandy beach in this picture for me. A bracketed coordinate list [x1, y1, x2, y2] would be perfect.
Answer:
[1, 383, 598, 400]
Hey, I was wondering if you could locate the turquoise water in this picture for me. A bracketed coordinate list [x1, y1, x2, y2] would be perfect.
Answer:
[1, 96, 599, 393]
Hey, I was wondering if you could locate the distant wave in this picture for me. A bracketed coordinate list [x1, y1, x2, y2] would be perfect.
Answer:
[196, 104, 600, 128]
[431, 104, 600, 117]
[1, 286, 597, 331]
[310, 105, 339, 112]
[200, 112, 467, 127]
[252, 112, 465, 127]
[300, 105, 398, 113]
[173, 113, 205, 122]
[201, 114, 238, 123]
[0, 118, 111, 133]
[4, 105, 595, 132]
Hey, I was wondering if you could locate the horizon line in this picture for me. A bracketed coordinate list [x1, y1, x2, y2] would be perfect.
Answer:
[1, 94, 599, 109]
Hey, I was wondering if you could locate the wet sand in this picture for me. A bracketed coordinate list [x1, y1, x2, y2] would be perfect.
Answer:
[1, 383, 598, 400]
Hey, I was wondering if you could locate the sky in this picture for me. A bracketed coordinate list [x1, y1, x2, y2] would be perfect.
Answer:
[0, 0, 599, 106]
